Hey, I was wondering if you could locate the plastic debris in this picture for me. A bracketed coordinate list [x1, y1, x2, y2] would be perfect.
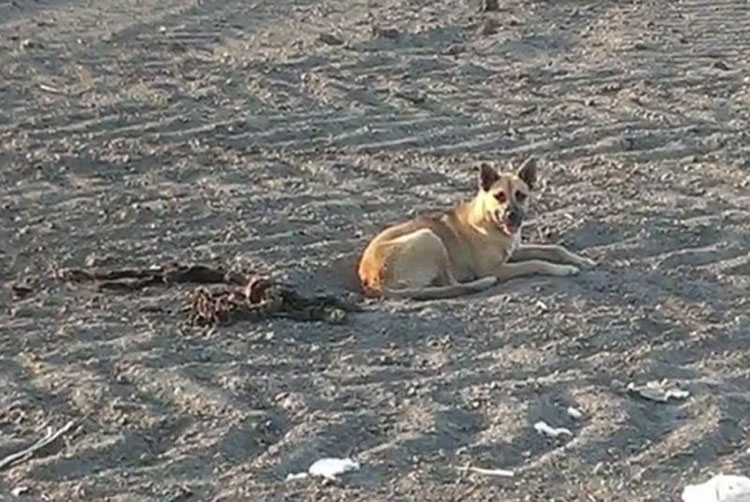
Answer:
[286, 457, 360, 482]
[567, 406, 583, 419]
[534, 420, 572, 438]
[681, 473, 750, 502]
[627, 381, 690, 403]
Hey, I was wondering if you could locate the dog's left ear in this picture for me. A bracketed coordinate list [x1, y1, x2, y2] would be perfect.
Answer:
[516, 156, 538, 190]
[478, 163, 499, 192]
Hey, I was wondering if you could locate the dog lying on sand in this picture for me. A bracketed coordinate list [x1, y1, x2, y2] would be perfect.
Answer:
[358, 157, 595, 300]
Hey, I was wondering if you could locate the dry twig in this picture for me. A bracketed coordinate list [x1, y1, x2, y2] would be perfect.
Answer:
[0, 420, 78, 471]
[57, 263, 244, 291]
[56, 262, 360, 326]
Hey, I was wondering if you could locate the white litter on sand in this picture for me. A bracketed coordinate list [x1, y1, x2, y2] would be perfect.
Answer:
[11, 486, 30, 497]
[285, 472, 309, 481]
[309, 458, 360, 479]
[286, 457, 360, 482]
[682, 474, 750, 502]
[627, 381, 690, 402]
[666, 388, 690, 399]
[567, 406, 583, 419]
[534, 420, 573, 438]
[456, 464, 515, 478]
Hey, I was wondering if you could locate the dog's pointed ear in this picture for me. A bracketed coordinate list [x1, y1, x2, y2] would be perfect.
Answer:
[516, 156, 538, 190]
[477, 162, 499, 192]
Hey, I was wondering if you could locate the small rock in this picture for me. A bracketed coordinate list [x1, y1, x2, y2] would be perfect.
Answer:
[479, 18, 500, 36]
[85, 254, 110, 267]
[11, 283, 34, 300]
[280, 394, 306, 414]
[325, 308, 347, 324]
[445, 44, 464, 56]
[373, 26, 400, 39]
[481, 0, 500, 12]
[713, 60, 731, 71]
[166, 486, 192, 502]
[393, 89, 426, 104]
[318, 32, 344, 46]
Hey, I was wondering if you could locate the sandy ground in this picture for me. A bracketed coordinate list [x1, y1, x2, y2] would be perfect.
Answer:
[2, 0, 750, 500]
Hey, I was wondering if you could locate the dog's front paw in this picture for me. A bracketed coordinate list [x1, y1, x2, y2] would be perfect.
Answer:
[555, 265, 580, 276]
[576, 256, 597, 269]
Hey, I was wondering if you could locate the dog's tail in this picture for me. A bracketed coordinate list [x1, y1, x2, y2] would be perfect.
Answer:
[381, 276, 497, 301]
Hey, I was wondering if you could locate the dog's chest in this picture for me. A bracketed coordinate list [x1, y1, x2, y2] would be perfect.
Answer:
[505, 231, 521, 258]
[469, 230, 521, 276]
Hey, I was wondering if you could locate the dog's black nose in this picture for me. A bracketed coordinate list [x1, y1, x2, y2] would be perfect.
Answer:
[505, 206, 524, 227]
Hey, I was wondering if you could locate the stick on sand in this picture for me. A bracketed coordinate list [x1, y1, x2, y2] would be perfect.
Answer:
[456, 464, 515, 477]
[0, 420, 78, 471]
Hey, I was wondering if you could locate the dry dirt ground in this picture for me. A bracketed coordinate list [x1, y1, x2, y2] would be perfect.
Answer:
[2, 0, 750, 500]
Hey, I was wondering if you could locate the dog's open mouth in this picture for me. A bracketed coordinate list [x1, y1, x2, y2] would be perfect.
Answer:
[494, 211, 519, 236]
[494, 211, 521, 237]
[500, 221, 519, 236]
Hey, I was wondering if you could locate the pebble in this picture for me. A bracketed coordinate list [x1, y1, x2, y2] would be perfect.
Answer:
[713, 60, 730, 71]
[11, 486, 30, 497]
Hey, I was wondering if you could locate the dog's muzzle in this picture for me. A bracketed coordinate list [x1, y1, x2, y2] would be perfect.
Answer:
[502, 205, 524, 234]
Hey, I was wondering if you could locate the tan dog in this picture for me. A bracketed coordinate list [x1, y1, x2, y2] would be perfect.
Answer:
[357, 157, 595, 300]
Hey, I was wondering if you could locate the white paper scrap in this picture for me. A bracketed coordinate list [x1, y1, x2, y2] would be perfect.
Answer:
[309, 457, 360, 479]
[287, 457, 360, 482]
[682, 473, 750, 502]
[534, 420, 572, 438]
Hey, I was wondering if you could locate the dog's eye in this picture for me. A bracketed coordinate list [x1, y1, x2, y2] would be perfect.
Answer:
[494, 192, 506, 203]
[515, 191, 527, 202]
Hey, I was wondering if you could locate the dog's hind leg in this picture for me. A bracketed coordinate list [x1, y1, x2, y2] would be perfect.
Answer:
[509, 244, 596, 268]
[382, 229, 497, 300]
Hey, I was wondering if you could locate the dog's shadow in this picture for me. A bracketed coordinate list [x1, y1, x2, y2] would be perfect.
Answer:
[310, 252, 364, 298]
